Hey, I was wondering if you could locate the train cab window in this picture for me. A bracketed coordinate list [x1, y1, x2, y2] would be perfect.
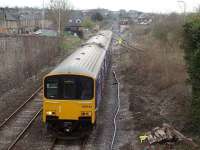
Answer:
[80, 78, 93, 100]
[44, 75, 93, 100]
[63, 80, 76, 99]
[46, 79, 59, 98]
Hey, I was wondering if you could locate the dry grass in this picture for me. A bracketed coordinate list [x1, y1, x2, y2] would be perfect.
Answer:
[121, 14, 194, 149]
[139, 39, 187, 92]
[0, 35, 60, 95]
[130, 13, 186, 92]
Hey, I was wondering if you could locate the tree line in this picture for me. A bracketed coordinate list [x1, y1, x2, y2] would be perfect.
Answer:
[183, 12, 200, 133]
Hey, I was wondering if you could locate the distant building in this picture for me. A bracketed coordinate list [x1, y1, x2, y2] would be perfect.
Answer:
[65, 10, 84, 37]
[137, 14, 152, 25]
[118, 10, 130, 32]
[67, 10, 84, 26]
[0, 7, 51, 34]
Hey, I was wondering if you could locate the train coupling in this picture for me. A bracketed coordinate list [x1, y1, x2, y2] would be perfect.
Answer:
[63, 122, 73, 133]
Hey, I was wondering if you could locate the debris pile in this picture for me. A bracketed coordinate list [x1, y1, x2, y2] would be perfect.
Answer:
[139, 123, 198, 148]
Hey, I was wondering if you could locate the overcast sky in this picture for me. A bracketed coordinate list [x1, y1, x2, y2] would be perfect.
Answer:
[0, 0, 200, 13]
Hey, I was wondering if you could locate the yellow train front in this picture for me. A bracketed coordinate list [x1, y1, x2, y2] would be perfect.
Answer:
[42, 30, 112, 135]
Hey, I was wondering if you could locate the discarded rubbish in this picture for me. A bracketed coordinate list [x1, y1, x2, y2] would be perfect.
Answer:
[140, 123, 198, 148]
[139, 134, 148, 143]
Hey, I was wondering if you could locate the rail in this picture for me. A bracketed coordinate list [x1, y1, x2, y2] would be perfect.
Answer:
[112, 31, 145, 53]
[0, 86, 42, 150]
[0, 86, 42, 128]
[7, 108, 42, 150]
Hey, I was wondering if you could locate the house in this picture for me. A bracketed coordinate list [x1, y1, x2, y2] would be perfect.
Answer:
[0, 7, 51, 34]
[0, 8, 19, 33]
[65, 10, 84, 37]
[137, 14, 153, 25]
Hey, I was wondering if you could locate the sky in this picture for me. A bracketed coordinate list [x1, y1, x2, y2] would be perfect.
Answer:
[0, 0, 200, 13]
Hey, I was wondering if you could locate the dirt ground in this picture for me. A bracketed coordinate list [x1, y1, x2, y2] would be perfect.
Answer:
[114, 26, 200, 149]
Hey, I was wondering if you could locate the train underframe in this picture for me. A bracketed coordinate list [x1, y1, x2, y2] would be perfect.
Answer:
[45, 116, 94, 139]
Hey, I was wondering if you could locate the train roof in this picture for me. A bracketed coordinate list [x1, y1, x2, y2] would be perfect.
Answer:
[84, 30, 112, 50]
[47, 44, 106, 79]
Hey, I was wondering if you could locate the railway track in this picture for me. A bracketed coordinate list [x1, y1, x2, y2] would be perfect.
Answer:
[49, 138, 57, 150]
[0, 87, 43, 150]
[49, 35, 121, 150]
[112, 31, 145, 53]
[49, 137, 89, 150]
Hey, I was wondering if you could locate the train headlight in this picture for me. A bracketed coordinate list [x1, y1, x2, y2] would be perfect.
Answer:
[88, 112, 92, 116]
[81, 111, 92, 116]
[46, 111, 55, 115]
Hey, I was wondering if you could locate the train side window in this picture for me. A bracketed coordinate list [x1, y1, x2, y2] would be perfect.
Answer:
[95, 74, 102, 108]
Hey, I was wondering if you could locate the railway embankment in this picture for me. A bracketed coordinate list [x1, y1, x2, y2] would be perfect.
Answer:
[116, 16, 199, 149]
[0, 34, 82, 127]
[0, 35, 60, 94]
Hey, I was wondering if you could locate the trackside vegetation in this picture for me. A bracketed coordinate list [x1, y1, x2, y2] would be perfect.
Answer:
[60, 34, 82, 51]
[183, 13, 200, 133]
[81, 17, 95, 29]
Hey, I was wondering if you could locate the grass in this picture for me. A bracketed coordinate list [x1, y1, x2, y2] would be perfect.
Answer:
[125, 14, 197, 149]
[60, 34, 82, 53]
[130, 14, 186, 92]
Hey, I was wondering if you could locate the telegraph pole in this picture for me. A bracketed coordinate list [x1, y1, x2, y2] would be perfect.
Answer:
[177, 0, 186, 22]
[42, 0, 45, 30]
[58, 1, 61, 35]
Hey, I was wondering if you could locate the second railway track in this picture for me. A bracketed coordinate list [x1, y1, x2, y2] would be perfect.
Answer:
[0, 87, 43, 150]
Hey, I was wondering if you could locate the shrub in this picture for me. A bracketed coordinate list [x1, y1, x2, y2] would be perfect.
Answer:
[152, 13, 183, 47]
[81, 18, 95, 29]
[60, 35, 81, 52]
[183, 13, 200, 132]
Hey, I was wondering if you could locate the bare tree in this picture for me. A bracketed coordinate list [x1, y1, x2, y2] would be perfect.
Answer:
[48, 0, 71, 35]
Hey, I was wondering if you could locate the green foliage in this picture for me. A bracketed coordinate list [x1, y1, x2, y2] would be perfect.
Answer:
[60, 34, 81, 51]
[183, 13, 200, 132]
[81, 18, 95, 29]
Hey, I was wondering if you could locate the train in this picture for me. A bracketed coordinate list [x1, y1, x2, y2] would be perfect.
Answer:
[42, 30, 113, 136]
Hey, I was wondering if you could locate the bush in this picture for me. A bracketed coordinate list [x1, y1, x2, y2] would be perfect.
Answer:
[81, 18, 95, 29]
[183, 13, 200, 132]
[60, 35, 81, 51]
[152, 13, 183, 46]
